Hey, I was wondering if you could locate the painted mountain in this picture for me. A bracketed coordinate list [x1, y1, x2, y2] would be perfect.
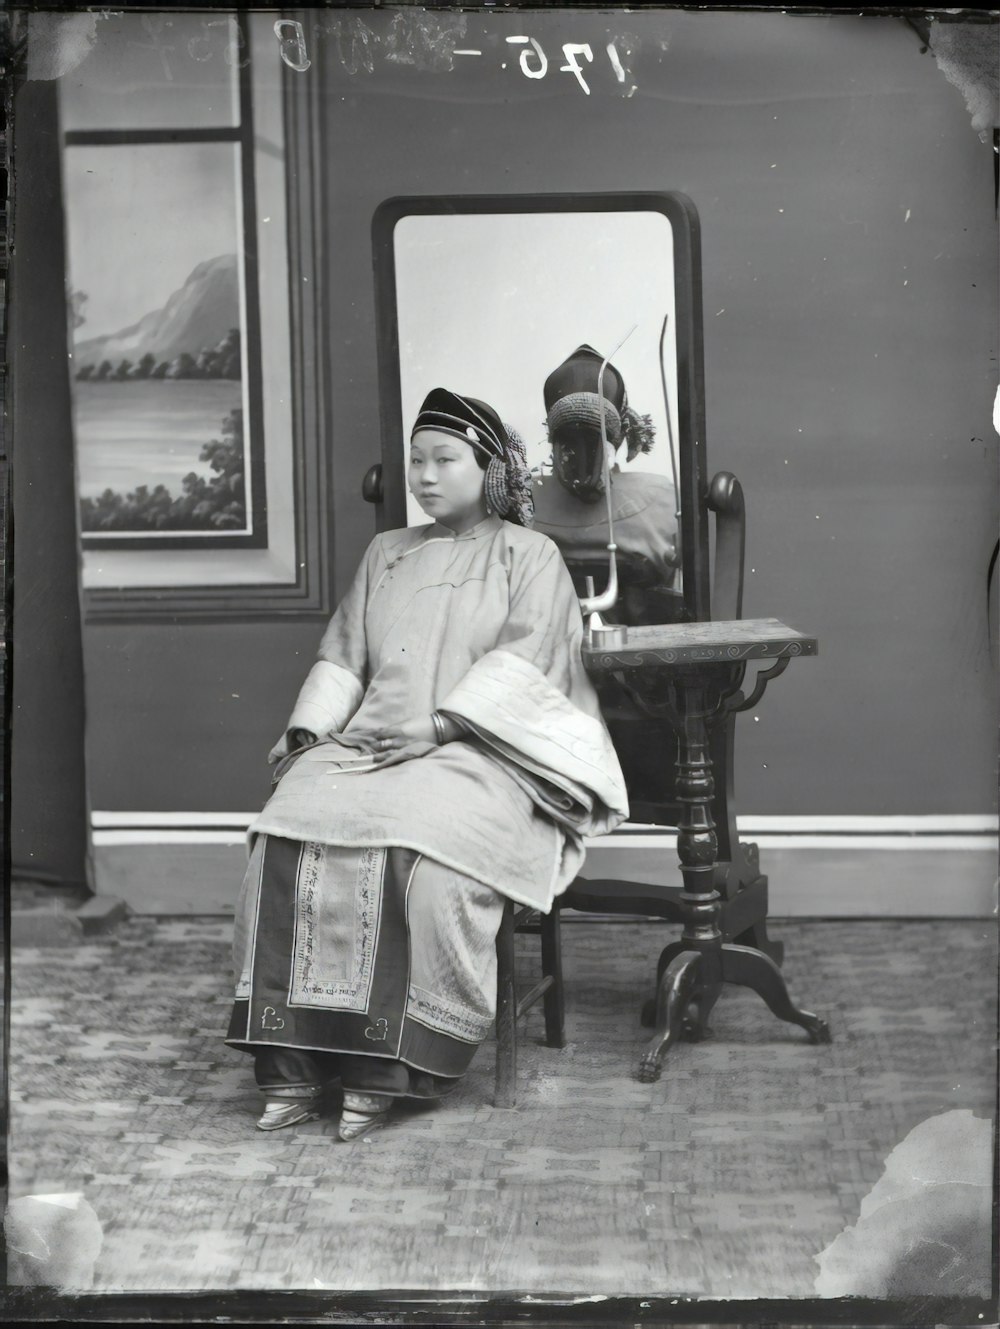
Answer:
[74, 253, 241, 377]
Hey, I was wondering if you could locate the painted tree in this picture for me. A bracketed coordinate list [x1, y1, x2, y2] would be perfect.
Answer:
[166, 352, 198, 380]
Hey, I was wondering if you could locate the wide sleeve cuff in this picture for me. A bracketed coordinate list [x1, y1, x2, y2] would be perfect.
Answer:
[438, 649, 629, 834]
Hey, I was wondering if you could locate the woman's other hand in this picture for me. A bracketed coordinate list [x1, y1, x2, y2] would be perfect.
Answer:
[270, 728, 320, 786]
[267, 727, 318, 767]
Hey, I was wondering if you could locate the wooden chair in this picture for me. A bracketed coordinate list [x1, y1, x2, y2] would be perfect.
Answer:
[494, 900, 564, 1108]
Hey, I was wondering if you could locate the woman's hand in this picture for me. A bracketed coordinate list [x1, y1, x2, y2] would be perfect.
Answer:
[372, 712, 464, 761]
[372, 716, 437, 760]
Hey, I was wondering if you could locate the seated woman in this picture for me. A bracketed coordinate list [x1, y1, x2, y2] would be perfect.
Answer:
[226, 388, 628, 1141]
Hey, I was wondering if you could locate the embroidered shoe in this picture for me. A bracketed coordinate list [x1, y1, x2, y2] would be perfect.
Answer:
[337, 1091, 394, 1141]
[256, 1100, 321, 1132]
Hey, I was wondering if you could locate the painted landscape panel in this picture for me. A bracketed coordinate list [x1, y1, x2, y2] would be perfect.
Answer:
[64, 142, 252, 540]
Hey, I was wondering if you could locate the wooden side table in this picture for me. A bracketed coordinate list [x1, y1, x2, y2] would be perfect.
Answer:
[582, 618, 832, 1082]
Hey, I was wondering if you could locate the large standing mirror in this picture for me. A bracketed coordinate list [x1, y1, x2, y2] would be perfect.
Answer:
[372, 194, 709, 622]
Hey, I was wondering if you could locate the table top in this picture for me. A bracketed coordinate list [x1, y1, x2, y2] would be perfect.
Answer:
[582, 617, 818, 668]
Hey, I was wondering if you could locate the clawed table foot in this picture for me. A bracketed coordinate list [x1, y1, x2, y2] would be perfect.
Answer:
[637, 950, 711, 1081]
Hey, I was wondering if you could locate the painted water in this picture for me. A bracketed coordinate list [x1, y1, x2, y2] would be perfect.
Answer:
[72, 378, 244, 498]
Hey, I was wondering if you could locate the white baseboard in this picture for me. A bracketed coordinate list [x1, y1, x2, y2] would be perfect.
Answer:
[90, 813, 1000, 834]
[90, 815, 998, 918]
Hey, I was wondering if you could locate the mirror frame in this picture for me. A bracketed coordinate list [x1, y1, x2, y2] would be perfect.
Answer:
[371, 191, 709, 622]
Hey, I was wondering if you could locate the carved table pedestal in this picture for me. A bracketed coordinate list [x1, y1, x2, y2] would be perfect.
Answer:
[583, 618, 832, 1083]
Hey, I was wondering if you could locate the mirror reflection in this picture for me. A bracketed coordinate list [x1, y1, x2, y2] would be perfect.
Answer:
[392, 211, 683, 620]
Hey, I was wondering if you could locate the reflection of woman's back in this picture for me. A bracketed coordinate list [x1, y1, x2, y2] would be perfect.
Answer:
[530, 345, 682, 622]
[531, 348, 686, 824]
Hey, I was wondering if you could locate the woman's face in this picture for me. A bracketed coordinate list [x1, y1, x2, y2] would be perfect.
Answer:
[408, 429, 488, 533]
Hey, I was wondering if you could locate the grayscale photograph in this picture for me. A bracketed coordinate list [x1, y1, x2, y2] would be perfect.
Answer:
[4, 3, 997, 1322]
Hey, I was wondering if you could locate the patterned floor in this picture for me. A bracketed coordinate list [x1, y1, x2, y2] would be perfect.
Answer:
[9, 915, 996, 1297]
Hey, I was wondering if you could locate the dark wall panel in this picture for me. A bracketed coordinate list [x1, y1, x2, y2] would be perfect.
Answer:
[11, 79, 91, 882]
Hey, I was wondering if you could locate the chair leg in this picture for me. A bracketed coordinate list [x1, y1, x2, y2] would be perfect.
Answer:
[540, 906, 565, 1048]
[494, 900, 516, 1109]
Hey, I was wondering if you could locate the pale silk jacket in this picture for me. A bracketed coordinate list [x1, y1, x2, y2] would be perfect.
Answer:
[251, 515, 629, 910]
